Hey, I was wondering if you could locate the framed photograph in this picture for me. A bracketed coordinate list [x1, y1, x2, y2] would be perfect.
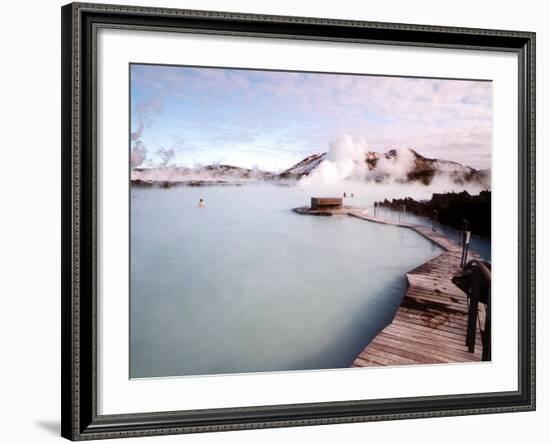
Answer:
[61, 2, 535, 440]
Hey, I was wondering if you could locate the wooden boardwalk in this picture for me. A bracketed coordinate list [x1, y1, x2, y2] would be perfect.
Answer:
[345, 209, 484, 367]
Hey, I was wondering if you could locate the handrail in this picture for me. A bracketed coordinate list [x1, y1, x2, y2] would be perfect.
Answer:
[464, 259, 491, 361]
[471, 259, 492, 282]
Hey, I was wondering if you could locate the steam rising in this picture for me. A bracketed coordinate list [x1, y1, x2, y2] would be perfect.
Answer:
[369, 148, 415, 180]
[131, 122, 144, 141]
[131, 164, 271, 183]
[130, 129, 489, 195]
[131, 97, 164, 168]
[130, 122, 146, 168]
[157, 147, 176, 167]
[301, 135, 416, 186]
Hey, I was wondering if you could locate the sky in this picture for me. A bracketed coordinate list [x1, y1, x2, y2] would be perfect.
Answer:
[130, 64, 492, 172]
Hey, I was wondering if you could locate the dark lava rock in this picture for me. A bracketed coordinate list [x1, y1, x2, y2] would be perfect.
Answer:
[377, 190, 491, 237]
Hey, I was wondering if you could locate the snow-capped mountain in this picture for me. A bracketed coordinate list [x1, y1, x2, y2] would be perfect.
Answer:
[279, 153, 327, 179]
[277, 148, 490, 186]
[278, 153, 327, 179]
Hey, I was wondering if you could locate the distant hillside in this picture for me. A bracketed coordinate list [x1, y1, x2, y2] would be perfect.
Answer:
[132, 164, 273, 186]
[131, 148, 490, 188]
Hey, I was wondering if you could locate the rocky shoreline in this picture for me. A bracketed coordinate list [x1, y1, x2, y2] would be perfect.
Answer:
[377, 190, 491, 237]
[131, 179, 245, 188]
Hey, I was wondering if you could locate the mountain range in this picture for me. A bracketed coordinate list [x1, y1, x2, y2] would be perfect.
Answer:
[131, 148, 490, 188]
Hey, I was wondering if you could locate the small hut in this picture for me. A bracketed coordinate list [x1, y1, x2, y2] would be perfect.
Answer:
[310, 197, 343, 211]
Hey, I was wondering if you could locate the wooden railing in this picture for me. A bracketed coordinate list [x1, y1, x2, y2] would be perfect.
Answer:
[465, 259, 491, 361]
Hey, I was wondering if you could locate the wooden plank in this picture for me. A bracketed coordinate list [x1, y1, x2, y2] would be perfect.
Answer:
[352, 357, 373, 367]
[397, 306, 470, 326]
[366, 337, 453, 364]
[373, 333, 473, 362]
[392, 312, 479, 340]
[404, 289, 467, 304]
[393, 309, 472, 332]
[387, 317, 475, 344]
[405, 292, 468, 306]
[359, 348, 417, 365]
[364, 342, 440, 365]
[357, 352, 400, 366]
[380, 330, 481, 359]
[390, 318, 475, 344]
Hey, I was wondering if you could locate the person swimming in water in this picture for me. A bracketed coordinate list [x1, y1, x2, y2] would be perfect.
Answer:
[198, 198, 206, 208]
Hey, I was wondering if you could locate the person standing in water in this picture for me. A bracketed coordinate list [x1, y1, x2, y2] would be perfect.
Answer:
[198, 198, 206, 208]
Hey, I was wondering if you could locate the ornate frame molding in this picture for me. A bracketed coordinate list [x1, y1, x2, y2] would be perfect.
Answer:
[61, 2, 535, 440]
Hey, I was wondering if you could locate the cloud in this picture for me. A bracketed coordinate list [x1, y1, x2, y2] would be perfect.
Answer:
[135, 97, 163, 115]
[130, 65, 492, 170]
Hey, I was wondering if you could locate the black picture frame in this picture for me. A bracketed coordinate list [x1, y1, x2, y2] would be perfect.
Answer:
[61, 2, 536, 440]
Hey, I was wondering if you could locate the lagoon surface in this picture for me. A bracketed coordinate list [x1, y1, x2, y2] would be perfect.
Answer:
[130, 184, 443, 378]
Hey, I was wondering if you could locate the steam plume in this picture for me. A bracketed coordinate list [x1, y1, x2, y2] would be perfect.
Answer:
[301, 135, 369, 185]
[130, 97, 164, 169]
[157, 147, 176, 167]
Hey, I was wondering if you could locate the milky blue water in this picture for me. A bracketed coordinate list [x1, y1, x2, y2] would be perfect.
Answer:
[130, 185, 443, 378]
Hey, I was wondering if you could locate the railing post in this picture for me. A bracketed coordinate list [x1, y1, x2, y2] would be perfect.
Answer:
[482, 281, 491, 361]
[466, 264, 480, 353]
[431, 209, 438, 232]
[459, 219, 469, 245]
[461, 230, 471, 267]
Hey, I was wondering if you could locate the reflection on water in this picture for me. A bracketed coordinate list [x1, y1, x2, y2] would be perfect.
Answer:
[130, 185, 443, 378]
